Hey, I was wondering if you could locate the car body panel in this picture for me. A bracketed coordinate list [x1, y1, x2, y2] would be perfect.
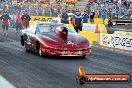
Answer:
[21, 22, 91, 56]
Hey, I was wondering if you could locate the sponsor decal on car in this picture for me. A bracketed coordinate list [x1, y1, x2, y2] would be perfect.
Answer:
[67, 41, 74, 45]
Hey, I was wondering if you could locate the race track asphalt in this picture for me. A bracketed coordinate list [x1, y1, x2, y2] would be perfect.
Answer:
[0, 29, 132, 88]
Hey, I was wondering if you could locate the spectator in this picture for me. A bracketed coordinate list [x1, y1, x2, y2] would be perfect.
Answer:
[123, 1, 127, 8]
[90, 9, 95, 23]
[74, 11, 83, 33]
[70, 15, 75, 29]
[16, 11, 22, 33]
[101, 10, 107, 24]
[60, 9, 69, 24]
[108, 17, 113, 28]
[21, 11, 31, 29]
[0, 12, 11, 36]
[82, 10, 89, 23]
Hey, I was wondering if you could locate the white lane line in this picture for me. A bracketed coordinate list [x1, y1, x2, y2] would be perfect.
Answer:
[0, 75, 16, 88]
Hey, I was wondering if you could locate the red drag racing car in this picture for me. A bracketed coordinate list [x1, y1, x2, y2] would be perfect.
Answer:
[21, 22, 91, 57]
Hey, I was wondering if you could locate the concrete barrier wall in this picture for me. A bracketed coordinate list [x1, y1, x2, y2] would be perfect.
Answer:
[79, 31, 99, 44]
[88, 18, 108, 25]
[82, 23, 107, 33]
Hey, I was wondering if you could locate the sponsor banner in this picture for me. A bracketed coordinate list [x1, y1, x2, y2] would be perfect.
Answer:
[76, 66, 131, 84]
[31, 16, 55, 21]
[81, 74, 131, 83]
[84, 74, 131, 83]
[100, 34, 132, 51]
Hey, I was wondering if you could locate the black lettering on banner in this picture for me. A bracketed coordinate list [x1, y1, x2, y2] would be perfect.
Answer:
[120, 38, 126, 46]
[125, 38, 131, 47]
[129, 39, 132, 47]
[111, 36, 132, 48]
[33, 17, 53, 21]
[47, 18, 53, 21]
[102, 35, 109, 45]
[111, 37, 119, 47]
[111, 36, 114, 46]
[41, 18, 46, 21]
[34, 18, 40, 21]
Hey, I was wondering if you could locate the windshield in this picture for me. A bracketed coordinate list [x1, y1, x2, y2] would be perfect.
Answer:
[37, 24, 77, 34]
[63, 25, 77, 34]
[37, 25, 56, 33]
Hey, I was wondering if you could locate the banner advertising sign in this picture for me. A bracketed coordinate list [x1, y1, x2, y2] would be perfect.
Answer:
[31, 16, 55, 21]
[100, 34, 132, 51]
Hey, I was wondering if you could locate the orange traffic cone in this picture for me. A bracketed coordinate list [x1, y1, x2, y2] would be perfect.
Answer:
[95, 24, 100, 33]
